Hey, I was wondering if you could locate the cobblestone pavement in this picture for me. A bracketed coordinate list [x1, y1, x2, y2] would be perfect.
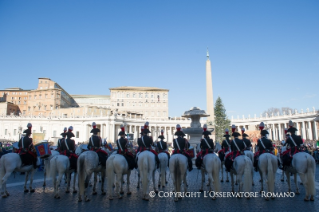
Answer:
[1, 164, 319, 212]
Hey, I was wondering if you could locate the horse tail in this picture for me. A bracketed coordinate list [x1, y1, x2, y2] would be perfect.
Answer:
[77, 155, 86, 197]
[306, 154, 316, 196]
[106, 155, 115, 198]
[50, 156, 57, 180]
[243, 156, 252, 192]
[141, 155, 149, 196]
[160, 154, 167, 187]
[0, 156, 5, 183]
[213, 156, 221, 192]
[267, 154, 275, 193]
[174, 158, 181, 193]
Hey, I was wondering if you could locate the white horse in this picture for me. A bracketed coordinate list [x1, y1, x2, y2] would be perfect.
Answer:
[50, 155, 77, 198]
[199, 153, 221, 199]
[258, 153, 278, 200]
[43, 150, 59, 187]
[230, 155, 253, 197]
[169, 153, 188, 202]
[77, 151, 106, 202]
[106, 153, 132, 200]
[138, 151, 157, 200]
[0, 153, 40, 197]
[285, 152, 316, 201]
[158, 152, 169, 189]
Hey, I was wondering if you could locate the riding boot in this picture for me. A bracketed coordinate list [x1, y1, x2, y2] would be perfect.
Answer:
[195, 156, 202, 169]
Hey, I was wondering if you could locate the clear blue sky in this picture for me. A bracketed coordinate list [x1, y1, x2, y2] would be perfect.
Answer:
[0, 0, 318, 119]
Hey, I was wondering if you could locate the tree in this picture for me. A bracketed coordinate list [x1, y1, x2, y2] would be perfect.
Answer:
[214, 97, 231, 144]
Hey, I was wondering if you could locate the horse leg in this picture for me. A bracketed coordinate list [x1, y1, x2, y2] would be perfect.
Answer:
[152, 170, 158, 193]
[73, 172, 77, 193]
[127, 170, 131, 195]
[136, 170, 140, 188]
[116, 173, 123, 199]
[285, 170, 291, 192]
[299, 173, 308, 201]
[230, 172, 235, 193]
[1, 171, 12, 198]
[101, 171, 106, 195]
[281, 169, 285, 182]
[43, 165, 46, 187]
[183, 172, 187, 193]
[200, 169, 204, 192]
[29, 169, 35, 193]
[294, 173, 300, 194]
[220, 162, 224, 182]
[259, 169, 264, 193]
[226, 165, 229, 182]
[24, 172, 29, 192]
[235, 175, 238, 185]
[92, 172, 98, 195]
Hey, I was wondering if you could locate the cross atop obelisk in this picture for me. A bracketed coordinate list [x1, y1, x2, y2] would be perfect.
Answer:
[206, 48, 214, 125]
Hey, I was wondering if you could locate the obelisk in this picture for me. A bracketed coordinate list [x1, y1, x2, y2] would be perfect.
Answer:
[206, 48, 214, 125]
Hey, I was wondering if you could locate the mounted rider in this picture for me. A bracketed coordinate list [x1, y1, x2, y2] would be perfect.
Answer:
[195, 124, 214, 169]
[18, 123, 37, 169]
[218, 128, 231, 162]
[172, 124, 193, 172]
[116, 124, 136, 170]
[57, 127, 67, 153]
[253, 122, 274, 171]
[284, 120, 303, 155]
[241, 127, 252, 150]
[136, 122, 160, 169]
[87, 122, 108, 167]
[281, 120, 304, 170]
[225, 125, 245, 172]
[156, 129, 170, 163]
[60, 126, 78, 171]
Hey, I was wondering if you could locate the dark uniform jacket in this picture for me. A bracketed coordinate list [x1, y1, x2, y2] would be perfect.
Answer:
[257, 137, 273, 152]
[285, 134, 303, 148]
[200, 137, 214, 150]
[230, 138, 245, 152]
[221, 139, 231, 151]
[243, 138, 252, 149]
[18, 136, 33, 151]
[138, 135, 153, 149]
[116, 137, 128, 151]
[173, 136, 187, 151]
[57, 138, 65, 152]
[88, 135, 102, 150]
[64, 138, 76, 152]
[156, 140, 168, 151]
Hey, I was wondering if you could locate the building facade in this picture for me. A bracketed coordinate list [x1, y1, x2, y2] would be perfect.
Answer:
[109, 86, 169, 120]
[71, 94, 110, 108]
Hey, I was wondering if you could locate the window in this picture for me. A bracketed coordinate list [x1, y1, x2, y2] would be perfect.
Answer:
[28, 107, 31, 112]
[39, 95, 41, 99]
[53, 131, 56, 137]
[18, 97, 21, 100]
[44, 105, 47, 110]
[145, 93, 148, 98]
[43, 130, 46, 135]
[51, 105, 53, 110]
[63, 114, 67, 118]
[157, 111, 160, 116]
[56, 106, 58, 109]
[117, 103, 119, 106]
[45, 94, 47, 98]
[14, 129, 17, 135]
[122, 103, 124, 106]
[133, 93, 136, 98]
[23, 110, 26, 115]
[151, 94, 154, 98]
[40, 126, 43, 132]
[34, 95, 36, 99]
[40, 87, 42, 89]
[5, 129, 7, 135]
[139, 93, 143, 98]
[24, 101, 26, 105]
[76, 131, 79, 138]
[18, 101, 20, 105]
[126, 94, 130, 98]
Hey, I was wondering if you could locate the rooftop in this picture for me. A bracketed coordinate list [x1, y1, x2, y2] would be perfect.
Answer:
[109, 86, 169, 91]
[71, 94, 110, 98]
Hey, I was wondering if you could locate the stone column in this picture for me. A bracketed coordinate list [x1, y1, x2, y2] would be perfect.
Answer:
[129, 125, 132, 133]
[307, 121, 313, 140]
[271, 124, 275, 140]
[301, 122, 306, 139]
[105, 123, 110, 140]
[111, 122, 115, 143]
[295, 122, 299, 135]
[313, 121, 318, 141]
[278, 123, 282, 141]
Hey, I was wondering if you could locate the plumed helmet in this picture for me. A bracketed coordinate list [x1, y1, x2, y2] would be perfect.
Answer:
[231, 125, 236, 133]
[223, 128, 230, 137]
[119, 124, 126, 136]
[259, 122, 265, 131]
